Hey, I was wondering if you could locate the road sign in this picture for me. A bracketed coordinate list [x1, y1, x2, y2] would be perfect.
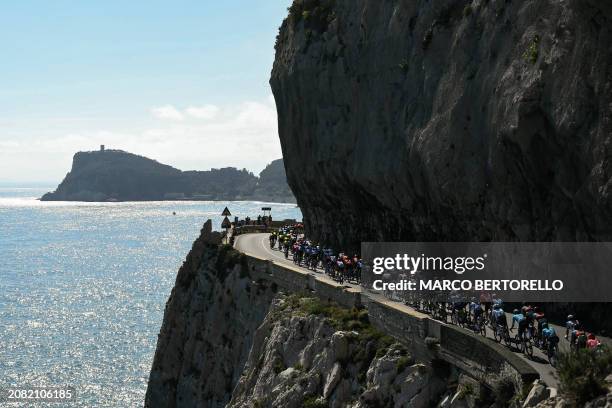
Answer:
[222, 207, 231, 216]
[221, 216, 231, 229]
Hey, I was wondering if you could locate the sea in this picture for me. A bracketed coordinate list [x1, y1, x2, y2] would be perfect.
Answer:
[0, 187, 302, 407]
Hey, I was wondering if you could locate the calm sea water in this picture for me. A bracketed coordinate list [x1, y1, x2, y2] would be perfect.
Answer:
[0, 187, 302, 407]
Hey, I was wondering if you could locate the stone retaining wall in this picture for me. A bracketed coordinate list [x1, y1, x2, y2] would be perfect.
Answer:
[240, 251, 539, 388]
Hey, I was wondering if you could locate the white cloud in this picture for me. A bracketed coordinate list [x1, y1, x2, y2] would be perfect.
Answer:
[185, 104, 220, 120]
[0, 96, 283, 182]
[151, 105, 184, 121]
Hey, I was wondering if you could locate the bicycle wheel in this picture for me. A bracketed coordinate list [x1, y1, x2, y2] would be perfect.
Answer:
[524, 340, 534, 358]
[503, 331, 512, 347]
[515, 335, 523, 352]
[548, 346, 558, 367]
[493, 327, 501, 342]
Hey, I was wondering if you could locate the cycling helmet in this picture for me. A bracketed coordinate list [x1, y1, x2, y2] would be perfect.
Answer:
[534, 306, 540, 313]
[541, 322, 548, 329]
[493, 304, 500, 310]
[567, 314, 574, 320]
[513, 309, 520, 314]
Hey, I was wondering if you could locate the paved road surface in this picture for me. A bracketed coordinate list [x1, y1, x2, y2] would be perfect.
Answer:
[234, 233, 580, 387]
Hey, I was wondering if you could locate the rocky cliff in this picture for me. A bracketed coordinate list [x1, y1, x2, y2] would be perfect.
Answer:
[41, 150, 295, 203]
[146, 222, 475, 407]
[271, 0, 612, 248]
[228, 295, 448, 408]
[145, 221, 278, 407]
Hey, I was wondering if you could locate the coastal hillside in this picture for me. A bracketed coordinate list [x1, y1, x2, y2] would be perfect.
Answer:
[145, 1, 612, 407]
[146, 224, 461, 408]
[271, 0, 611, 248]
[41, 150, 295, 203]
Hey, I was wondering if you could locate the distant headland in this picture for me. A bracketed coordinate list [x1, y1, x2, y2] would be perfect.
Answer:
[41, 147, 296, 203]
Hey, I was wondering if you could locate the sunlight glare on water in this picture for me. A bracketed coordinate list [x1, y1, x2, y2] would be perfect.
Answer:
[0, 188, 301, 407]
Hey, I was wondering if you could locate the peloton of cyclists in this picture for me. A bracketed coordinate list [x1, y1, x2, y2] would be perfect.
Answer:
[268, 226, 362, 284]
[265, 226, 608, 363]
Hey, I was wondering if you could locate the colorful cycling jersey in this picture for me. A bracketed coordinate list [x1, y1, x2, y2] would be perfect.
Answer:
[470, 302, 482, 312]
[512, 313, 525, 325]
[542, 327, 557, 338]
[587, 338, 599, 349]
[566, 320, 578, 331]
[492, 309, 505, 320]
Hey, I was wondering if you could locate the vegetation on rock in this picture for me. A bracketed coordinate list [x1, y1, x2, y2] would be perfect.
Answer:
[557, 348, 612, 405]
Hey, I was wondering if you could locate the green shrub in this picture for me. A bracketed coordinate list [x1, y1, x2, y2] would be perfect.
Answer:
[303, 395, 328, 408]
[557, 348, 612, 405]
[396, 355, 412, 373]
[523, 35, 540, 64]
[456, 382, 474, 400]
[287, 0, 336, 33]
[273, 358, 286, 374]
[463, 5, 472, 17]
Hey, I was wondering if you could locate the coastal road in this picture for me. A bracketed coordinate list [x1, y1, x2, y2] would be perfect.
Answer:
[233, 233, 571, 388]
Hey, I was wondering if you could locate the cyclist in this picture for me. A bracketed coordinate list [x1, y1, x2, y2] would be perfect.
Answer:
[469, 300, 483, 325]
[565, 315, 579, 344]
[335, 252, 346, 282]
[541, 322, 560, 361]
[523, 306, 536, 339]
[283, 236, 290, 258]
[510, 308, 528, 340]
[491, 303, 508, 341]
[492, 303, 507, 326]
[575, 326, 588, 350]
[353, 255, 363, 284]
[491, 298, 503, 322]
[534, 307, 546, 339]
[451, 300, 468, 325]
[541, 322, 557, 345]
[586, 333, 601, 349]
[269, 231, 277, 248]
[322, 248, 334, 275]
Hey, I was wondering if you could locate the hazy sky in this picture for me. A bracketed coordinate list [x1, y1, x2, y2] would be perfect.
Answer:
[0, 0, 292, 183]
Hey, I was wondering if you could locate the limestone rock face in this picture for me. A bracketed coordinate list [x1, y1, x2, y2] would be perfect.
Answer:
[271, 0, 612, 248]
[145, 225, 277, 408]
[227, 295, 446, 408]
[523, 380, 549, 407]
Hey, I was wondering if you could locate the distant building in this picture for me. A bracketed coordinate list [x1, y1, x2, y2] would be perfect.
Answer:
[100, 145, 105, 151]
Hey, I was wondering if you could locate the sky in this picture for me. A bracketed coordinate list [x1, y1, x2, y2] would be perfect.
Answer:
[0, 0, 292, 184]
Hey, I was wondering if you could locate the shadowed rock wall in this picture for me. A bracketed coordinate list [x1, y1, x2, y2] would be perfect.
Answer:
[271, 0, 612, 249]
